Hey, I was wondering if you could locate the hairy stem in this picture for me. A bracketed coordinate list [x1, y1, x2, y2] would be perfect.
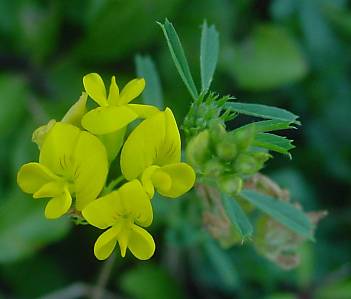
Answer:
[91, 255, 116, 299]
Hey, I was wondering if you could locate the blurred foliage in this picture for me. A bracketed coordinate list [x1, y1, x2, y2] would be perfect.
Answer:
[0, 0, 350, 298]
[120, 263, 186, 299]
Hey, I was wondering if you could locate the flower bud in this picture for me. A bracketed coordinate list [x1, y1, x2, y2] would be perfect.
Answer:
[234, 153, 259, 175]
[209, 121, 226, 144]
[203, 158, 224, 178]
[32, 119, 56, 148]
[216, 136, 238, 161]
[186, 130, 210, 169]
[252, 152, 271, 169]
[218, 175, 243, 195]
[231, 126, 255, 151]
[61, 92, 87, 126]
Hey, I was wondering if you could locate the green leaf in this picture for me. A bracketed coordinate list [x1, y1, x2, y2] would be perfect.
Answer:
[0, 255, 69, 298]
[74, 0, 180, 62]
[0, 190, 71, 264]
[222, 193, 253, 240]
[234, 119, 296, 134]
[325, 4, 351, 36]
[0, 74, 28, 136]
[135, 54, 164, 108]
[200, 21, 219, 93]
[254, 133, 295, 157]
[316, 278, 351, 299]
[120, 264, 186, 299]
[15, 2, 61, 63]
[11, 122, 38, 180]
[264, 294, 297, 299]
[225, 24, 307, 90]
[240, 190, 313, 239]
[224, 102, 300, 124]
[158, 19, 198, 100]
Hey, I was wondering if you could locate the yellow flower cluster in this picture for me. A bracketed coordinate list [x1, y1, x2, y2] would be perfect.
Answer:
[17, 73, 196, 261]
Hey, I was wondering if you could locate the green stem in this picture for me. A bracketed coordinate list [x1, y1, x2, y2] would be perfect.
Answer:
[103, 175, 125, 194]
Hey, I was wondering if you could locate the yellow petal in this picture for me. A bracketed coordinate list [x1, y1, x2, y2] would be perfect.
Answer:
[118, 180, 153, 227]
[83, 73, 108, 107]
[81, 106, 137, 135]
[33, 181, 65, 198]
[156, 108, 181, 166]
[155, 163, 196, 198]
[82, 191, 121, 229]
[17, 162, 58, 194]
[120, 111, 166, 180]
[128, 225, 155, 260]
[107, 76, 120, 105]
[120, 108, 181, 180]
[61, 92, 88, 126]
[94, 225, 121, 260]
[119, 78, 145, 104]
[32, 119, 56, 149]
[117, 229, 129, 257]
[140, 166, 159, 198]
[44, 187, 72, 219]
[73, 131, 108, 210]
[127, 104, 159, 119]
[39, 122, 80, 176]
[151, 169, 172, 193]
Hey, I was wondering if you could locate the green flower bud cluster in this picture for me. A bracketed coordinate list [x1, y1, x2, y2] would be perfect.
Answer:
[183, 92, 235, 140]
[186, 121, 271, 195]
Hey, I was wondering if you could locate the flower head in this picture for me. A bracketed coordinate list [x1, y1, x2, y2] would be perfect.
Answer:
[17, 122, 108, 218]
[82, 180, 155, 260]
[120, 108, 196, 198]
[81, 73, 159, 135]
[32, 92, 88, 148]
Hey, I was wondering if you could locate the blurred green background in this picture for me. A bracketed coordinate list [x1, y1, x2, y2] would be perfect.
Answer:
[0, 0, 350, 298]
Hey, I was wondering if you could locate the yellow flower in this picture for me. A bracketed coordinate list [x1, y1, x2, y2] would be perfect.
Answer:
[120, 108, 196, 199]
[82, 180, 155, 260]
[81, 73, 159, 135]
[17, 122, 108, 219]
[32, 92, 88, 148]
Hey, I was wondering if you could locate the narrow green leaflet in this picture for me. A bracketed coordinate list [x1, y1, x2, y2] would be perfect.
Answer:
[224, 102, 300, 124]
[200, 21, 219, 93]
[158, 19, 198, 100]
[240, 190, 313, 239]
[254, 133, 295, 157]
[233, 119, 295, 134]
[135, 54, 164, 108]
[222, 193, 253, 240]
